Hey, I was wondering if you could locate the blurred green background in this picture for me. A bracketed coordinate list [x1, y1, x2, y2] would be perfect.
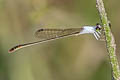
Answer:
[0, 0, 120, 80]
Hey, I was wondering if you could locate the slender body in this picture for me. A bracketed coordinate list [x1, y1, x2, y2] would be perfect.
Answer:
[9, 24, 102, 53]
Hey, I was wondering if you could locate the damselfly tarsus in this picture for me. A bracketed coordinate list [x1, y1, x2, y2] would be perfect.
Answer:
[9, 23, 102, 53]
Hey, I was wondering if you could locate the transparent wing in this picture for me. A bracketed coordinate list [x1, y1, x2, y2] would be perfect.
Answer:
[35, 28, 82, 40]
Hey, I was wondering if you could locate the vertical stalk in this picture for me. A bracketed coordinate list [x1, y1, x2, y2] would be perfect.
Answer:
[96, 0, 120, 80]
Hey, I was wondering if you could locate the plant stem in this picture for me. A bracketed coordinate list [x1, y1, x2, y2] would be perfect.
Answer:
[96, 0, 120, 80]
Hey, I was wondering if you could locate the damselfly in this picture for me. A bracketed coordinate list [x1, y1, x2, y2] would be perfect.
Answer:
[9, 23, 103, 53]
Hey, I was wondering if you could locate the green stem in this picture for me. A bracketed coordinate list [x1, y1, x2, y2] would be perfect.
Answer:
[96, 0, 120, 80]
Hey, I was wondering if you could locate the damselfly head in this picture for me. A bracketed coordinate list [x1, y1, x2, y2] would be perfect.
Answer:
[93, 23, 105, 41]
[92, 23, 103, 40]
[95, 23, 102, 31]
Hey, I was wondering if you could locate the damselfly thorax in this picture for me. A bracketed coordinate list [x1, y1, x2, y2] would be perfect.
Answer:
[9, 23, 103, 53]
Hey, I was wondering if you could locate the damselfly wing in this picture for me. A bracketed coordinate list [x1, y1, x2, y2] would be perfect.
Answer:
[35, 28, 83, 39]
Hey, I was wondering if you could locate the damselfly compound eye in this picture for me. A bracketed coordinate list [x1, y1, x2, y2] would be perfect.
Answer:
[95, 23, 102, 30]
